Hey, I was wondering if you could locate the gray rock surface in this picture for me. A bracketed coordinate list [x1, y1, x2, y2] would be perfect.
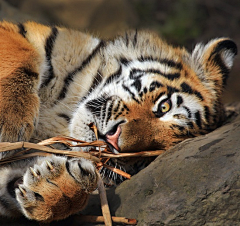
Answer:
[106, 104, 240, 225]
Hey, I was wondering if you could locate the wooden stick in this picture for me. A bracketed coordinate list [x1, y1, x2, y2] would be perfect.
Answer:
[97, 171, 112, 226]
[91, 150, 165, 158]
[76, 215, 137, 225]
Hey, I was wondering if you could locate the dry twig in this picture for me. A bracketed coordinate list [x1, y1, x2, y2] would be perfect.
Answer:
[75, 215, 137, 225]
[97, 171, 112, 226]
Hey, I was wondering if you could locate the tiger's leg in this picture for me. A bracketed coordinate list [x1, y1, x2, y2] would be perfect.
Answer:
[0, 25, 97, 222]
[0, 27, 40, 151]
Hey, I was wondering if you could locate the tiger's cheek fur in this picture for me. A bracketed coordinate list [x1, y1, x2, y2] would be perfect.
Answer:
[119, 119, 178, 152]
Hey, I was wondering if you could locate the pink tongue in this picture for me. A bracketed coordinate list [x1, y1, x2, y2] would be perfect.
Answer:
[106, 126, 121, 151]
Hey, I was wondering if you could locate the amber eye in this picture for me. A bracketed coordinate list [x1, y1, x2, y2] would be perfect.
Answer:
[154, 99, 172, 118]
[160, 100, 171, 113]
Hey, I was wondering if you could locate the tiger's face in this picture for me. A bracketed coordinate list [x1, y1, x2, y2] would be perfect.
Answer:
[70, 31, 237, 155]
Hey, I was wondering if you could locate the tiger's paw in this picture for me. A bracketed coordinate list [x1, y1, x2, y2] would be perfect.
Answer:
[16, 155, 98, 223]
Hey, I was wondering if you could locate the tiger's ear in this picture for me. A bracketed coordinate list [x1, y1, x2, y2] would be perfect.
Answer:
[192, 38, 237, 88]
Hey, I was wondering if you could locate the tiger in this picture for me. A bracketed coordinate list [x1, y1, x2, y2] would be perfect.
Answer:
[0, 21, 237, 223]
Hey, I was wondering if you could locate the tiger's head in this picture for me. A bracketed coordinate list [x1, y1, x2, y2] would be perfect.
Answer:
[70, 31, 237, 156]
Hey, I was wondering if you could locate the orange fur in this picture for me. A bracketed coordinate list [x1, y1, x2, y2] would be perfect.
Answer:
[0, 27, 40, 141]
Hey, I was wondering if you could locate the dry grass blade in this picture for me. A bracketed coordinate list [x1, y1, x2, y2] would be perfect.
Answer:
[103, 164, 131, 179]
[97, 171, 112, 226]
[0, 142, 24, 152]
[38, 135, 106, 147]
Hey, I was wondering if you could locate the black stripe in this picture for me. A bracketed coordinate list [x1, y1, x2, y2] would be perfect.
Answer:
[194, 90, 204, 101]
[149, 81, 163, 92]
[106, 101, 114, 123]
[129, 69, 144, 79]
[133, 30, 138, 47]
[125, 32, 129, 47]
[58, 40, 104, 100]
[58, 113, 71, 123]
[131, 79, 142, 92]
[195, 111, 202, 129]
[181, 82, 204, 101]
[130, 68, 180, 81]
[79, 71, 103, 103]
[148, 69, 180, 80]
[139, 56, 154, 62]
[176, 95, 183, 107]
[187, 121, 194, 129]
[174, 131, 196, 138]
[120, 57, 129, 66]
[167, 85, 180, 94]
[171, 124, 185, 132]
[89, 70, 103, 92]
[209, 40, 237, 87]
[114, 101, 121, 113]
[160, 59, 183, 70]
[181, 82, 193, 94]
[122, 84, 140, 103]
[204, 106, 210, 122]
[86, 97, 104, 117]
[183, 106, 191, 118]
[41, 27, 59, 88]
[211, 40, 237, 58]
[213, 54, 230, 86]
[123, 104, 130, 111]
[139, 57, 183, 70]
[153, 91, 165, 104]
[18, 23, 26, 38]
[105, 66, 122, 85]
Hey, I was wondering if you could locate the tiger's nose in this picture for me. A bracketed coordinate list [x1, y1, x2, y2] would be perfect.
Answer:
[105, 126, 121, 152]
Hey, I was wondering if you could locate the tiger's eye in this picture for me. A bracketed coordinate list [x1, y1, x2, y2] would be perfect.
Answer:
[160, 100, 171, 113]
[154, 98, 172, 118]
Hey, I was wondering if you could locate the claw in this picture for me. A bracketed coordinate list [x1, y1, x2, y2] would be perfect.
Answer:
[46, 160, 54, 170]
[18, 186, 26, 196]
[30, 167, 38, 177]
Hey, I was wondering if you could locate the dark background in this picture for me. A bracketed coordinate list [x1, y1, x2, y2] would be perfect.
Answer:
[1, 0, 239, 103]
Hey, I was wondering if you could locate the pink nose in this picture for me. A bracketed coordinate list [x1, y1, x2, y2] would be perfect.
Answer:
[106, 126, 121, 151]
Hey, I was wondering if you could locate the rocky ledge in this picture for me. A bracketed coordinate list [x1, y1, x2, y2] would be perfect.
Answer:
[83, 103, 240, 226]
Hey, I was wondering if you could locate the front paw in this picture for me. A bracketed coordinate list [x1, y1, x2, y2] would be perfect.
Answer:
[16, 155, 98, 222]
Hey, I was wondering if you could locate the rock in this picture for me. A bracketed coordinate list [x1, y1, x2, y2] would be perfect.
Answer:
[101, 103, 240, 225]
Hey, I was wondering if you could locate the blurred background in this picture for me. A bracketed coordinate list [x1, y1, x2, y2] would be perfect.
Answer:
[1, 0, 239, 103]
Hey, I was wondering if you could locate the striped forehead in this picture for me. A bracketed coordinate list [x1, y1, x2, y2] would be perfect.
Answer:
[118, 58, 183, 98]
[121, 57, 183, 80]
[93, 57, 188, 103]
